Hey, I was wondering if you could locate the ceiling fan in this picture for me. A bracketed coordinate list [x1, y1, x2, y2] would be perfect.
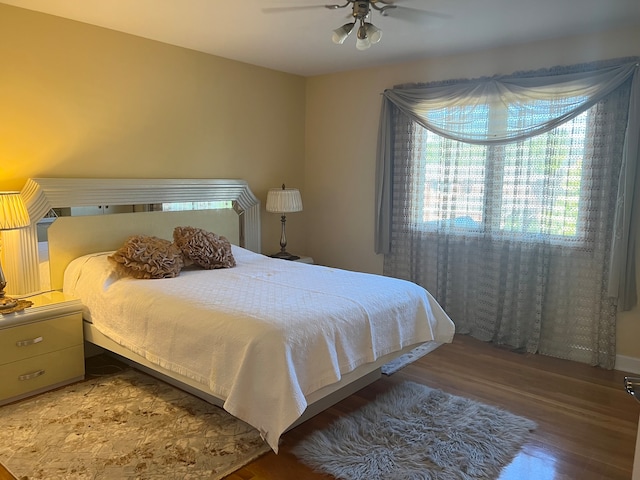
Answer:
[263, 1, 446, 51]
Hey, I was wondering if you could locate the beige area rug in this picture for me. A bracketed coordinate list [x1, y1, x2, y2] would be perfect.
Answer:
[0, 368, 270, 479]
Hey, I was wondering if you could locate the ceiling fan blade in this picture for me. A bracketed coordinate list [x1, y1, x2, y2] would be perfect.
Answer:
[262, 5, 333, 14]
[381, 6, 452, 21]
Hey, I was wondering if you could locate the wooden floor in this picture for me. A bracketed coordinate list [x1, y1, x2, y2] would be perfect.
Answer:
[1, 334, 638, 480]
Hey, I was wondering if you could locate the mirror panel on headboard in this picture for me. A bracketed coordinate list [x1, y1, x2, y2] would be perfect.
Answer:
[11, 178, 261, 295]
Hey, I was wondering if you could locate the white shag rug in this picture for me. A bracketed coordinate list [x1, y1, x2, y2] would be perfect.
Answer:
[292, 381, 536, 480]
[0, 369, 269, 480]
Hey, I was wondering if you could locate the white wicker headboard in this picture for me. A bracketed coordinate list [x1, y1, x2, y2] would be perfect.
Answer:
[13, 178, 261, 294]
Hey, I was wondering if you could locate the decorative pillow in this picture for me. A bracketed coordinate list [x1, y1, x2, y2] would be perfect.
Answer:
[173, 226, 236, 269]
[108, 235, 183, 279]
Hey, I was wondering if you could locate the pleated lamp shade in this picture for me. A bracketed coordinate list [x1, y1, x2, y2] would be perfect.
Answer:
[0, 192, 30, 230]
[266, 186, 303, 214]
[0, 192, 30, 309]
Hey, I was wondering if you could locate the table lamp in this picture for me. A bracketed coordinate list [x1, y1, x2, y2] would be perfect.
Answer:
[0, 192, 30, 310]
[266, 184, 302, 260]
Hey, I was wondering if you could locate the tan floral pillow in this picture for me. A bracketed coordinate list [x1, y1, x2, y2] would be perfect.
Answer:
[173, 226, 236, 269]
[108, 235, 184, 279]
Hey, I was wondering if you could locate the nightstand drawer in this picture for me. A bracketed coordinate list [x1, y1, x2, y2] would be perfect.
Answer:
[0, 345, 85, 403]
[0, 313, 82, 365]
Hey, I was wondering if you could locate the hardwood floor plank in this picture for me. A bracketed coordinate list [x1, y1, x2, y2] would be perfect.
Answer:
[1, 334, 636, 479]
[0, 465, 15, 480]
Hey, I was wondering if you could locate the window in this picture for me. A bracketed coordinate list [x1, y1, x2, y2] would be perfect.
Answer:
[412, 101, 589, 244]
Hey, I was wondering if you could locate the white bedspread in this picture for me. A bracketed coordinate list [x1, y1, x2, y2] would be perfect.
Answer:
[64, 246, 455, 452]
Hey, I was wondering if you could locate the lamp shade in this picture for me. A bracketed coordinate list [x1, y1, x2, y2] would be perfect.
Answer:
[0, 192, 30, 230]
[266, 187, 303, 214]
[366, 23, 382, 43]
[332, 23, 355, 44]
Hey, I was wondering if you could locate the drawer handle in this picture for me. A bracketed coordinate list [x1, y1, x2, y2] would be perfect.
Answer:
[18, 370, 46, 381]
[16, 336, 44, 347]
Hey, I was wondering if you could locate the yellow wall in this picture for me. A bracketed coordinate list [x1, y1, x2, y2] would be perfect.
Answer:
[0, 4, 307, 255]
[304, 25, 640, 359]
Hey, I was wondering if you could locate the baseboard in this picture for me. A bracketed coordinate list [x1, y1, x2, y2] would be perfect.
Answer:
[615, 354, 640, 374]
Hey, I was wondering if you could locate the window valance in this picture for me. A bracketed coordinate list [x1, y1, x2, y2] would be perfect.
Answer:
[382, 61, 637, 144]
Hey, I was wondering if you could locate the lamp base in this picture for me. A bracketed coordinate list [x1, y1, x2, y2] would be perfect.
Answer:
[0, 296, 19, 310]
[269, 251, 300, 261]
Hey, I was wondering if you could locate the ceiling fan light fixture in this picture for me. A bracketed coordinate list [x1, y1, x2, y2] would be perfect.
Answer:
[328, 0, 389, 50]
[355, 37, 371, 50]
[332, 22, 355, 44]
[364, 22, 381, 43]
[356, 25, 371, 50]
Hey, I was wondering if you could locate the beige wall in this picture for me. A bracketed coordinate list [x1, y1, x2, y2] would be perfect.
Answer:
[0, 4, 307, 256]
[304, 25, 640, 360]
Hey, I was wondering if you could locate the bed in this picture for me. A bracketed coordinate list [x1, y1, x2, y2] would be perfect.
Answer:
[19, 178, 455, 452]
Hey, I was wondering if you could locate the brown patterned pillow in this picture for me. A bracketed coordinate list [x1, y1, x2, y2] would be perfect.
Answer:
[173, 226, 236, 269]
[108, 235, 183, 279]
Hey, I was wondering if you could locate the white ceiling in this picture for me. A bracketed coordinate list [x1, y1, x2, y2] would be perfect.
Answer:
[2, 0, 640, 77]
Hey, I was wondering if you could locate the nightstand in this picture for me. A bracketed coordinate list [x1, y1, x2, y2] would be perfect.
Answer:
[293, 256, 314, 264]
[0, 291, 84, 406]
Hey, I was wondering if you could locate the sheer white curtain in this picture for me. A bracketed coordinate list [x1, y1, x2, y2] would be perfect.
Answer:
[375, 58, 639, 368]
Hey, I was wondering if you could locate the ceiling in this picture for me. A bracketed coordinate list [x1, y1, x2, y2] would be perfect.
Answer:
[2, 0, 640, 77]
